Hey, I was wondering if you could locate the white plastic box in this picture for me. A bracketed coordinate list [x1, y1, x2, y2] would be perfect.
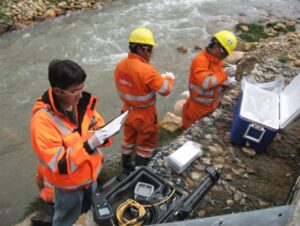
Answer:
[165, 141, 203, 174]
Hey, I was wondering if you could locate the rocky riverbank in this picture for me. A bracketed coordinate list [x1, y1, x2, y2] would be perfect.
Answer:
[149, 25, 300, 219]
[0, 0, 102, 35]
[12, 15, 300, 226]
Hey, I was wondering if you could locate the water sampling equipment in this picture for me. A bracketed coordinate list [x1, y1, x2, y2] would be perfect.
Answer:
[92, 166, 220, 225]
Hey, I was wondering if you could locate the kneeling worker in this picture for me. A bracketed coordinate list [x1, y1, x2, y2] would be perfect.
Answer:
[182, 30, 238, 130]
[30, 59, 113, 226]
[114, 27, 175, 172]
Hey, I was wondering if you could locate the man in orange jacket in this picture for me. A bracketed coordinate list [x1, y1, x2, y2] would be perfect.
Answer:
[182, 30, 238, 130]
[30, 59, 113, 226]
[115, 27, 175, 172]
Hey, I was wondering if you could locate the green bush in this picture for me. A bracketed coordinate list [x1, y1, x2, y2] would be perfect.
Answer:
[0, 12, 11, 23]
[236, 23, 264, 33]
[278, 55, 290, 63]
[236, 23, 270, 42]
[239, 33, 259, 42]
[286, 25, 296, 32]
[47, 0, 62, 4]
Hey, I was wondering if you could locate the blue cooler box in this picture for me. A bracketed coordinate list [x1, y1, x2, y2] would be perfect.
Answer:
[230, 74, 300, 153]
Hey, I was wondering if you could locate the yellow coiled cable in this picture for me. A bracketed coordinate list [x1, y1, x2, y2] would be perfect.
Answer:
[116, 189, 176, 226]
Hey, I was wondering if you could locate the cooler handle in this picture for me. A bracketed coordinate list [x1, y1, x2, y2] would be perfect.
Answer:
[243, 123, 265, 143]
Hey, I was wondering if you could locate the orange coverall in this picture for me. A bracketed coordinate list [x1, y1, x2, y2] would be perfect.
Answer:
[182, 49, 228, 130]
[115, 53, 174, 158]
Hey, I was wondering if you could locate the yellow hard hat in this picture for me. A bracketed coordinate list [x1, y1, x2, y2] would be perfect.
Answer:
[129, 27, 155, 46]
[214, 30, 237, 55]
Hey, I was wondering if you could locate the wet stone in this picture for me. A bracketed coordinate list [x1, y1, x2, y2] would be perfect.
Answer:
[242, 147, 256, 158]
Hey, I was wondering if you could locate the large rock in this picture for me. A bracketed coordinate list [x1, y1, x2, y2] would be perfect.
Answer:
[224, 51, 245, 65]
[159, 112, 182, 132]
[173, 99, 186, 117]
[42, 9, 56, 19]
[294, 59, 300, 67]
[75, 211, 97, 226]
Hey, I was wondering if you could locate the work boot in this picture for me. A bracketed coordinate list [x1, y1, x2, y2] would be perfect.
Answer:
[30, 214, 53, 226]
[135, 155, 150, 167]
[30, 202, 53, 226]
[122, 154, 134, 174]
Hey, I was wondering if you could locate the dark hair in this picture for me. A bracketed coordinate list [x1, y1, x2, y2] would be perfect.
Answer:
[48, 59, 87, 89]
[129, 43, 153, 54]
[207, 37, 220, 49]
[129, 43, 140, 53]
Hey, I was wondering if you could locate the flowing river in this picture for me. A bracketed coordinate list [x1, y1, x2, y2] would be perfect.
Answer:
[0, 0, 299, 224]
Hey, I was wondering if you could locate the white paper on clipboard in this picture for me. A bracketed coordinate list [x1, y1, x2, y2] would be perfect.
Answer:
[97, 110, 129, 138]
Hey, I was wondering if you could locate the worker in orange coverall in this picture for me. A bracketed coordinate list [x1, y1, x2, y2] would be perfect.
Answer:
[182, 30, 238, 130]
[114, 27, 175, 172]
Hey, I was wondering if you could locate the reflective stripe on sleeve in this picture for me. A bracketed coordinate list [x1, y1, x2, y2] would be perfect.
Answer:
[44, 181, 54, 188]
[67, 147, 78, 173]
[202, 75, 217, 89]
[189, 84, 214, 96]
[48, 146, 64, 172]
[43, 109, 70, 136]
[158, 80, 169, 94]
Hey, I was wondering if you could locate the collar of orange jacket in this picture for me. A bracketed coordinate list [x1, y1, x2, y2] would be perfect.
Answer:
[128, 52, 149, 64]
[33, 88, 97, 135]
[204, 49, 223, 64]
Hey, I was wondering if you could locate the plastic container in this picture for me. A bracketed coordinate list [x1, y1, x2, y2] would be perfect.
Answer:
[230, 74, 300, 153]
[165, 141, 203, 174]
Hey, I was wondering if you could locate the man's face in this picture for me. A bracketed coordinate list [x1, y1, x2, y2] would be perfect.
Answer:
[139, 45, 153, 62]
[58, 83, 86, 106]
[217, 44, 229, 60]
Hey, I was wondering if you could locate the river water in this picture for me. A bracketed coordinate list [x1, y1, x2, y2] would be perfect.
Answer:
[0, 0, 299, 224]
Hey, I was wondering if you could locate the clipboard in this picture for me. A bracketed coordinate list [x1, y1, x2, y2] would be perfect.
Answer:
[95, 110, 129, 138]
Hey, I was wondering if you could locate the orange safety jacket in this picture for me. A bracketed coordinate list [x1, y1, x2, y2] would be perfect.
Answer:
[30, 89, 112, 191]
[188, 49, 227, 108]
[36, 161, 54, 203]
[115, 53, 174, 109]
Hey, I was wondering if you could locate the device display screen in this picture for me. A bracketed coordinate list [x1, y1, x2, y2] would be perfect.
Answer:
[137, 184, 152, 196]
[98, 207, 111, 216]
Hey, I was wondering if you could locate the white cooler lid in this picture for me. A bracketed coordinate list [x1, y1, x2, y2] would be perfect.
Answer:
[280, 74, 300, 128]
[241, 83, 279, 130]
